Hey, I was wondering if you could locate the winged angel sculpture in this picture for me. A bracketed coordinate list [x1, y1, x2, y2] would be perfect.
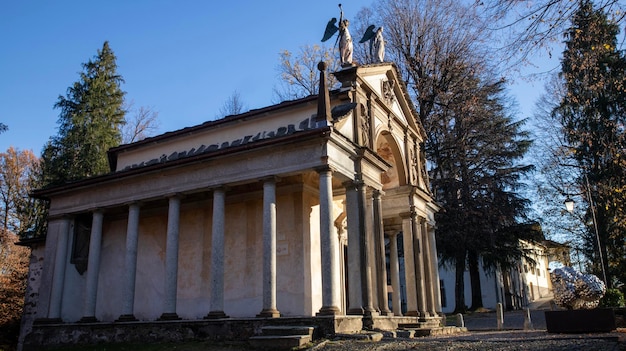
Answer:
[322, 4, 385, 65]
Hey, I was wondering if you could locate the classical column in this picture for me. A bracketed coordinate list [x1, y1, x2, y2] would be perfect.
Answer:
[118, 203, 141, 321]
[317, 167, 341, 315]
[427, 223, 443, 314]
[344, 181, 363, 314]
[361, 185, 380, 315]
[411, 212, 428, 318]
[258, 178, 280, 318]
[360, 185, 376, 316]
[80, 210, 104, 322]
[420, 219, 436, 317]
[401, 214, 418, 316]
[48, 217, 71, 320]
[206, 187, 229, 319]
[388, 232, 402, 316]
[373, 190, 391, 315]
[159, 195, 181, 320]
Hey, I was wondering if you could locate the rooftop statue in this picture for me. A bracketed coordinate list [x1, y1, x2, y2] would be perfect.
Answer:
[551, 266, 606, 310]
[323, 4, 385, 66]
[322, 4, 353, 66]
[359, 25, 385, 63]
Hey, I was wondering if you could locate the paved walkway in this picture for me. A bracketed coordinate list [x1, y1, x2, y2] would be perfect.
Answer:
[458, 296, 553, 330]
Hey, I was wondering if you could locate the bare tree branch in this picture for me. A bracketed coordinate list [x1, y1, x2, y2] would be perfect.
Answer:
[121, 102, 160, 144]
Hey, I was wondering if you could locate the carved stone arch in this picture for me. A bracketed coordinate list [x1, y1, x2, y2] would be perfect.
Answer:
[375, 131, 407, 190]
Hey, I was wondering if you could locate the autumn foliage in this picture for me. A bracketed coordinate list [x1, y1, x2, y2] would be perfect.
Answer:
[0, 229, 29, 350]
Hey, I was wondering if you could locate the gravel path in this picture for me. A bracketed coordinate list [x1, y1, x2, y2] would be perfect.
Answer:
[312, 331, 625, 351]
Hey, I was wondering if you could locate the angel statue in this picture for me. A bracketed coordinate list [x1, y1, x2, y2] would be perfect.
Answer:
[360, 25, 385, 63]
[322, 4, 353, 66]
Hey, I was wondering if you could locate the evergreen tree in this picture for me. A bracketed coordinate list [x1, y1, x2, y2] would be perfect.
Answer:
[41, 41, 125, 186]
[555, 0, 626, 289]
[429, 73, 536, 312]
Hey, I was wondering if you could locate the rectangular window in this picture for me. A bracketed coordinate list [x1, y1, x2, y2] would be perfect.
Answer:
[71, 213, 92, 275]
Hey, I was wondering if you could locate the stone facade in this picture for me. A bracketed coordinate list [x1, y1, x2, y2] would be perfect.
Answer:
[20, 63, 442, 348]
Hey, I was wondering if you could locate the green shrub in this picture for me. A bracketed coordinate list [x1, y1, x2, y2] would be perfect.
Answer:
[599, 288, 625, 308]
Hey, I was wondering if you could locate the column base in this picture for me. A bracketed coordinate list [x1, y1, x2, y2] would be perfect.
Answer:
[205, 311, 229, 319]
[33, 318, 63, 325]
[379, 311, 395, 317]
[257, 308, 281, 318]
[404, 310, 419, 317]
[316, 306, 341, 316]
[78, 316, 98, 323]
[116, 314, 138, 322]
[158, 312, 181, 321]
[363, 308, 379, 317]
[347, 307, 364, 315]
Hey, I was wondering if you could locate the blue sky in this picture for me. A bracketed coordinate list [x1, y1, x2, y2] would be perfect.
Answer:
[0, 1, 556, 155]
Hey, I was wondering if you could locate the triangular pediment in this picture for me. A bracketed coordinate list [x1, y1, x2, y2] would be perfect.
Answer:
[334, 63, 424, 138]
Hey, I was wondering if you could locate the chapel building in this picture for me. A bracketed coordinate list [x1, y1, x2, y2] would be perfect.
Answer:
[21, 62, 442, 347]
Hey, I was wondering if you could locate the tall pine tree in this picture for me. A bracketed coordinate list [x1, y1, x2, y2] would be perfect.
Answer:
[555, 0, 626, 289]
[428, 72, 536, 312]
[42, 41, 125, 186]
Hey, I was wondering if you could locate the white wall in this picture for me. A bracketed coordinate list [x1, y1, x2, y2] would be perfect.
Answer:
[438, 263, 503, 313]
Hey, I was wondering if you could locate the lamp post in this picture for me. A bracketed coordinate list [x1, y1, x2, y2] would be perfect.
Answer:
[563, 173, 608, 287]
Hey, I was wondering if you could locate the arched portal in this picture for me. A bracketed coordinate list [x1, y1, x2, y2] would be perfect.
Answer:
[375, 132, 406, 190]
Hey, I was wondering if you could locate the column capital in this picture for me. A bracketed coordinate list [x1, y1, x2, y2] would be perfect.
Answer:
[399, 212, 412, 220]
[260, 175, 280, 184]
[47, 214, 73, 221]
[166, 193, 184, 200]
[342, 179, 364, 190]
[124, 201, 143, 208]
[210, 186, 229, 194]
[315, 165, 335, 174]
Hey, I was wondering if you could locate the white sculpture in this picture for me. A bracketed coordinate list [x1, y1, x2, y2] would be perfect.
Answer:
[322, 4, 354, 66]
[338, 17, 353, 65]
[551, 266, 606, 310]
[373, 26, 385, 63]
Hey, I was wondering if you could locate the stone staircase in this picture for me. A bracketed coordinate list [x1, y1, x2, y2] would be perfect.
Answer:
[249, 325, 316, 350]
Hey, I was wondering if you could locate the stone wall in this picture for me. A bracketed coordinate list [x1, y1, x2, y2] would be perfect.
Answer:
[17, 243, 45, 351]
[23, 316, 364, 350]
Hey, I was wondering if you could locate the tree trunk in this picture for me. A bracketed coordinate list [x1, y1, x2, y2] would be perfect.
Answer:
[453, 249, 467, 314]
[468, 249, 484, 311]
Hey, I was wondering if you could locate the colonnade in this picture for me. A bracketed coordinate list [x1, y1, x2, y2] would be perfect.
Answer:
[394, 210, 441, 318]
[43, 169, 440, 322]
[44, 168, 349, 321]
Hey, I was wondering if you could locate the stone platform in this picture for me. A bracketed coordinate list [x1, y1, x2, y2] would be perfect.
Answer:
[24, 315, 445, 350]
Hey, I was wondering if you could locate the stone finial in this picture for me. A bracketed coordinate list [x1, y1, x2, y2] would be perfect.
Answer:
[316, 61, 332, 126]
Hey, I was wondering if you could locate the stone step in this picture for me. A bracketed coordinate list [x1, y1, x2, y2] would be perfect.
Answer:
[260, 325, 315, 337]
[248, 335, 312, 350]
[397, 322, 432, 329]
[394, 326, 468, 338]
[335, 331, 383, 342]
